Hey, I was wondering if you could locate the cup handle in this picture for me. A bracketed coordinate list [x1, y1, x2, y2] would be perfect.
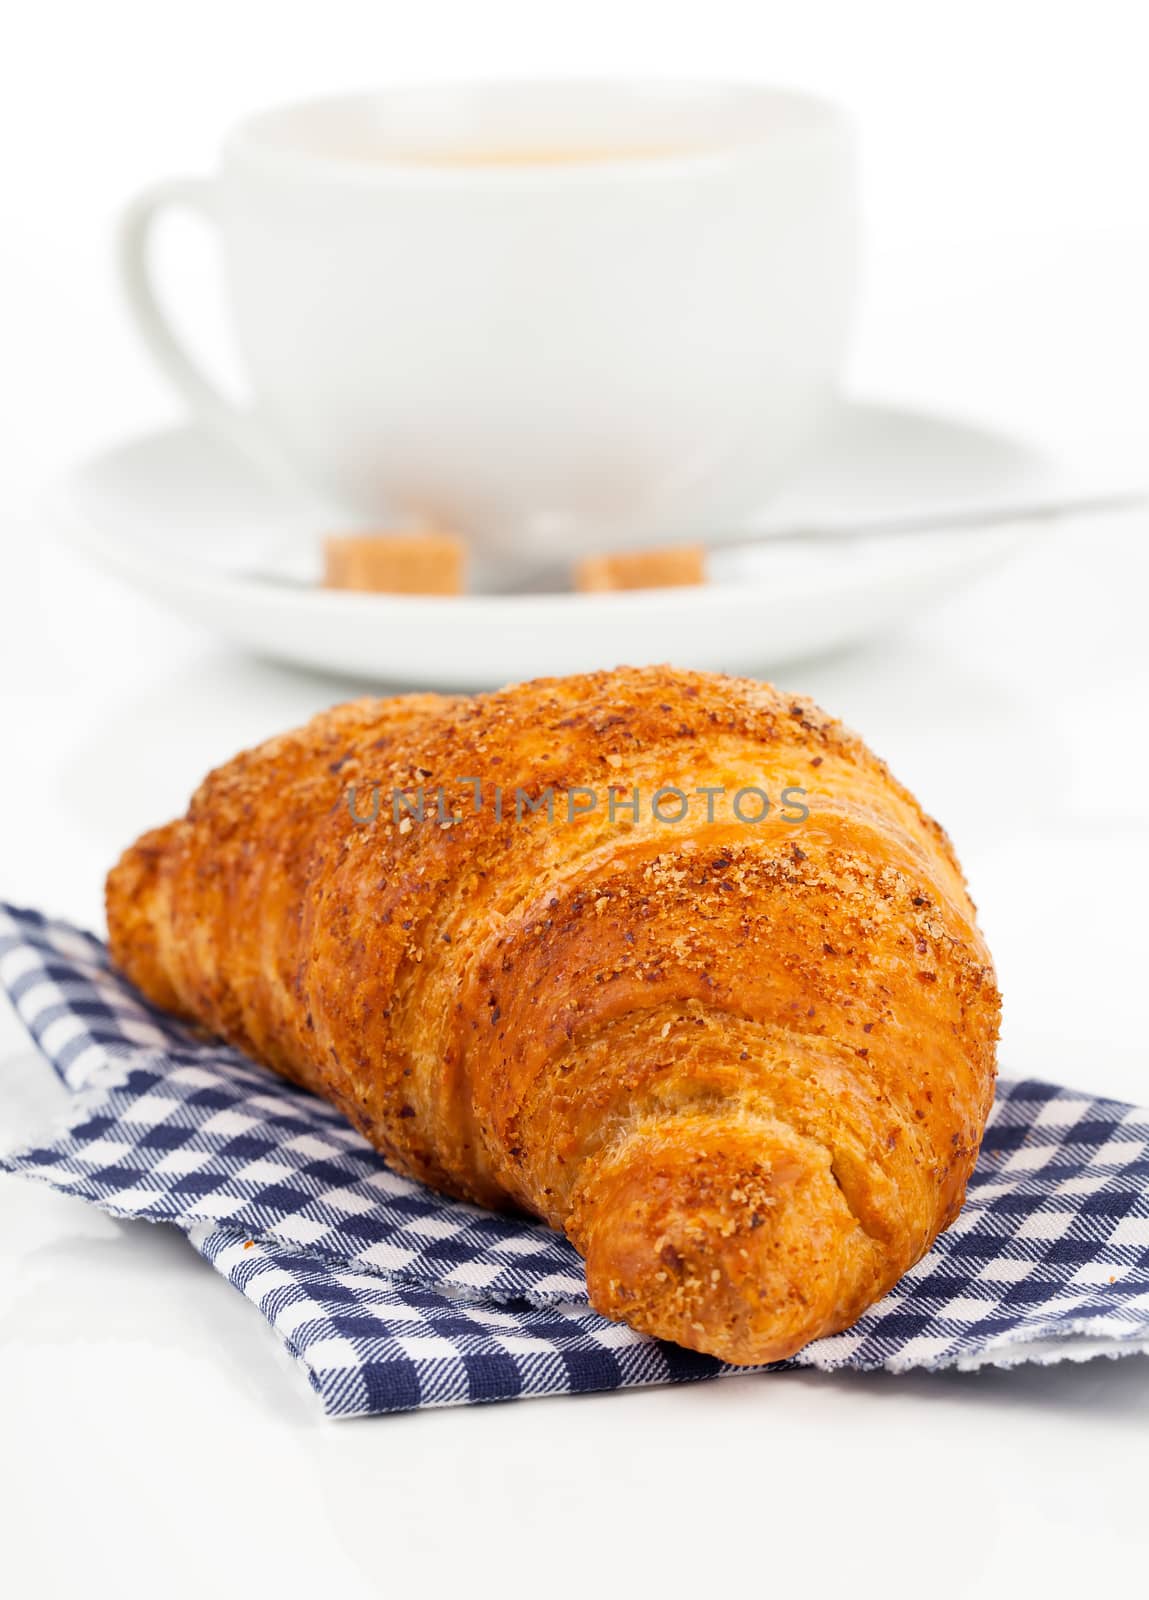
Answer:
[118, 177, 294, 482]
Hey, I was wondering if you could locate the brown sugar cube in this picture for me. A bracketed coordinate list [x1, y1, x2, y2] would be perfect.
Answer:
[574, 544, 707, 593]
[323, 530, 465, 596]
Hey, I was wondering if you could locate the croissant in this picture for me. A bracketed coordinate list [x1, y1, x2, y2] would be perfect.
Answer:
[107, 665, 999, 1365]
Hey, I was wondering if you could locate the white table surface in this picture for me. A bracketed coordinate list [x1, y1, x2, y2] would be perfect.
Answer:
[4, 7, 1149, 1594]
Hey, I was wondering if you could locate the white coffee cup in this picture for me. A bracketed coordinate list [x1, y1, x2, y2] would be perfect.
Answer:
[121, 81, 857, 558]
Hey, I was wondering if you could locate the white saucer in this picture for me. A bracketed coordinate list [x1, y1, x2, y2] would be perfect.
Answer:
[66, 400, 1065, 690]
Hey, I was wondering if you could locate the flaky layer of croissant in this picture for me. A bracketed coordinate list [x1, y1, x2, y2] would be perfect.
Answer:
[107, 666, 999, 1364]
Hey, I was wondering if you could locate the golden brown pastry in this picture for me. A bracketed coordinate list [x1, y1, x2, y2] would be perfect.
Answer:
[107, 666, 999, 1365]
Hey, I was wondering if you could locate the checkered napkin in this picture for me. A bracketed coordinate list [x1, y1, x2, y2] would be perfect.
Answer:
[3, 903, 1149, 1417]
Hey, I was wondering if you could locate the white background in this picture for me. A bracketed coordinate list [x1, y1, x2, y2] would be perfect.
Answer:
[2, 2, 1148, 1596]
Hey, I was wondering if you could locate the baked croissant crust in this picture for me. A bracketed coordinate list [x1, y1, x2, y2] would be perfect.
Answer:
[107, 666, 999, 1365]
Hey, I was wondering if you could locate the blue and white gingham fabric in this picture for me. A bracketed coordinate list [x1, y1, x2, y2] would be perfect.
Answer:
[3, 902, 1149, 1416]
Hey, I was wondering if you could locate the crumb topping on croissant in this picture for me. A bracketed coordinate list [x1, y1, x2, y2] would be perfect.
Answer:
[107, 666, 999, 1364]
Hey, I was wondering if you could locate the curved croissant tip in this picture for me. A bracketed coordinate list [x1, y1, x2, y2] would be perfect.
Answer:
[106, 822, 185, 1016]
[570, 1110, 882, 1365]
